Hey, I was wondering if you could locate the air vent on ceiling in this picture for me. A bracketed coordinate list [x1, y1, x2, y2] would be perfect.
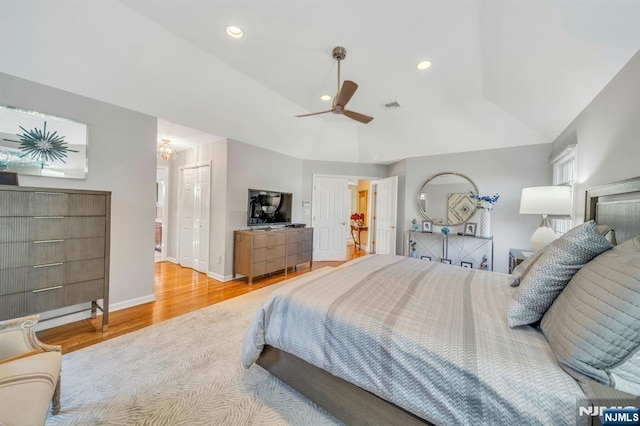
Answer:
[381, 101, 401, 110]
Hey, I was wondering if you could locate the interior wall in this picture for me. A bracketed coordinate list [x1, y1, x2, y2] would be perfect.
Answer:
[0, 72, 157, 325]
[400, 144, 553, 273]
[224, 139, 303, 279]
[552, 49, 640, 220]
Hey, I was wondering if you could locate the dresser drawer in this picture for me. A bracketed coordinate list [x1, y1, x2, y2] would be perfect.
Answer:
[287, 250, 312, 265]
[0, 237, 105, 269]
[0, 240, 66, 269]
[253, 232, 286, 248]
[286, 229, 303, 243]
[68, 194, 107, 216]
[0, 258, 105, 296]
[0, 191, 68, 217]
[252, 257, 285, 276]
[252, 244, 285, 262]
[0, 217, 67, 243]
[67, 217, 106, 238]
[0, 285, 66, 320]
[65, 279, 105, 305]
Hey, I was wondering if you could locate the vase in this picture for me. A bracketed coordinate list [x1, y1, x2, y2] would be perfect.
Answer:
[480, 209, 491, 238]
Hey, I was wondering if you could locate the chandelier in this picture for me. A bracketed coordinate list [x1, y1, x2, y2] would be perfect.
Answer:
[157, 139, 177, 161]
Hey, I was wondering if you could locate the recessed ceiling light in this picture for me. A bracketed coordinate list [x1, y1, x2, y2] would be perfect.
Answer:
[225, 25, 243, 39]
[416, 60, 432, 70]
[320, 94, 332, 101]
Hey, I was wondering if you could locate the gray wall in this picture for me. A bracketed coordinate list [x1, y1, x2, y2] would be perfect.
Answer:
[552, 49, 640, 220]
[397, 144, 553, 272]
[1, 73, 157, 325]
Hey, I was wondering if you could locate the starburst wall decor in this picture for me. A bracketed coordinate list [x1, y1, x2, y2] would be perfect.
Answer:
[14, 122, 78, 168]
[0, 104, 88, 179]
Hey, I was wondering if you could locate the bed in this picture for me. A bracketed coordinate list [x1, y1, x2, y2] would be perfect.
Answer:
[242, 177, 640, 425]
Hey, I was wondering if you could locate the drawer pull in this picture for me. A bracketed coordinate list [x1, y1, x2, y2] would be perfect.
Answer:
[34, 192, 65, 195]
[266, 259, 275, 263]
[32, 286, 63, 293]
[33, 216, 65, 219]
[33, 239, 64, 244]
[33, 262, 64, 269]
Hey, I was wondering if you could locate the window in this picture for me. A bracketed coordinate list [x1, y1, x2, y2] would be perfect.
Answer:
[551, 145, 576, 235]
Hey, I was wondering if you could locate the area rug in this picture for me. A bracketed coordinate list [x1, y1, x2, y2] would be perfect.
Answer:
[46, 276, 340, 425]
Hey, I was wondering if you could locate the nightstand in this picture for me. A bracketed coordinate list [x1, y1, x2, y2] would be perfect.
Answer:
[509, 248, 529, 274]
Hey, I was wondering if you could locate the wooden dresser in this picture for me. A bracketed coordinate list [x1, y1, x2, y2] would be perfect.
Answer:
[233, 227, 313, 284]
[0, 185, 111, 331]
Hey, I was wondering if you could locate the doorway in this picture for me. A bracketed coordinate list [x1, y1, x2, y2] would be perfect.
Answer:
[312, 174, 398, 261]
[178, 162, 211, 274]
[155, 166, 169, 262]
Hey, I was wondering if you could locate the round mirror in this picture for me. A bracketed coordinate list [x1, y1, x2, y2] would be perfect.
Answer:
[417, 172, 478, 226]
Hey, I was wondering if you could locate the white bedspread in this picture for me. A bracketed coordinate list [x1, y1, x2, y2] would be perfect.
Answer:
[242, 254, 585, 425]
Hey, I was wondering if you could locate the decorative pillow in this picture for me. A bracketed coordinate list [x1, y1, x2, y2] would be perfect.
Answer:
[509, 249, 544, 287]
[541, 237, 640, 395]
[510, 224, 616, 287]
[597, 224, 618, 246]
[507, 221, 613, 327]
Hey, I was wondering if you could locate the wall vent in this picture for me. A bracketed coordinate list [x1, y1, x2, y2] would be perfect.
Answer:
[381, 101, 401, 110]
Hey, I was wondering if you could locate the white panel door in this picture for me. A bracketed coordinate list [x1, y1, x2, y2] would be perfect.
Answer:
[180, 168, 195, 268]
[374, 176, 398, 255]
[180, 164, 211, 273]
[312, 176, 349, 261]
[193, 165, 210, 274]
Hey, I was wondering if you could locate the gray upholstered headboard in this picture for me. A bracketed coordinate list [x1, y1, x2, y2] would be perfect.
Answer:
[586, 176, 640, 244]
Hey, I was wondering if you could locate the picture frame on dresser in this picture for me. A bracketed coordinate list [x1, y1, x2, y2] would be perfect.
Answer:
[422, 220, 432, 233]
[463, 222, 477, 236]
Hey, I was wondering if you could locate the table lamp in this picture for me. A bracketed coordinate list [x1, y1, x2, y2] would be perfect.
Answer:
[519, 186, 572, 252]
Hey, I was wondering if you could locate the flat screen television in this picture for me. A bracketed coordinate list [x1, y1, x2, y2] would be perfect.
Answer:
[247, 189, 293, 227]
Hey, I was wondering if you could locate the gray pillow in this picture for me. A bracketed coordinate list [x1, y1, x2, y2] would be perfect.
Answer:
[507, 221, 613, 327]
[510, 249, 544, 287]
[541, 236, 640, 395]
[510, 224, 616, 287]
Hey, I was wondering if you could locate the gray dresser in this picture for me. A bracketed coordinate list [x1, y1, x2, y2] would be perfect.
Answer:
[0, 185, 111, 331]
[233, 228, 313, 285]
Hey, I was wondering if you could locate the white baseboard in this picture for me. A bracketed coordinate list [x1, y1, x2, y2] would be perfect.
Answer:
[167, 257, 178, 264]
[34, 294, 156, 331]
[110, 294, 156, 312]
[207, 271, 235, 282]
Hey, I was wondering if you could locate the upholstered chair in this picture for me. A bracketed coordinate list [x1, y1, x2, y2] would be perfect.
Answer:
[0, 315, 62, 426]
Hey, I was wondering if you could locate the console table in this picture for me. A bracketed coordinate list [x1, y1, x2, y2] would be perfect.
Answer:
[233, 227, 313, 284]
[350, 224, 368, 251]
[406, 231, 494, 271]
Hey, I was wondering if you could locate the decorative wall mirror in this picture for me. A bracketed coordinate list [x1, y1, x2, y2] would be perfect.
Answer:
[0, 104, 88, 179]
[417, 172, 478, 226]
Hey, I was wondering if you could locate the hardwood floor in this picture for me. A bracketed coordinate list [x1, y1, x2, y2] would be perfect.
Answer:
[37, 246, 368, 354]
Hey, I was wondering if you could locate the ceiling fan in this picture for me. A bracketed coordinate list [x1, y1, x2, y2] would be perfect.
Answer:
[295, 46, 373, 124]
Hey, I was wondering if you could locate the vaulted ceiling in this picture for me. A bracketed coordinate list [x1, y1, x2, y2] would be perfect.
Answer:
[1, 0, 639, 163]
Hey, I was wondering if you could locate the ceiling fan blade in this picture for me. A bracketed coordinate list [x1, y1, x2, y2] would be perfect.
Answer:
[343, 109, 374, 124]
[336, 80, 358, 107]
[294, 109, 334, 118]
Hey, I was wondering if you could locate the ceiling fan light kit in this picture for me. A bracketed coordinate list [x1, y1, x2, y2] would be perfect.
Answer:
[295, 46, 374, 124]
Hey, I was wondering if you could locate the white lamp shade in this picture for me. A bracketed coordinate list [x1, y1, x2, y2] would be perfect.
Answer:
[519, 186, 573, 216]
